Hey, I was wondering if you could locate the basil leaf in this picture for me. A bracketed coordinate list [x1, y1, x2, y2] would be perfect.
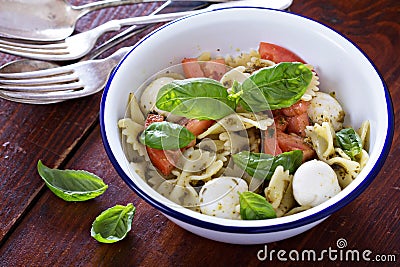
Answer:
[156, 78, 236, 120]
[139, 121, 195, 150]
[37, 160, 108, 201]
[232, 150, 303, 180]
[335, 127, 362, 159]
[240, 62, 313, 111]
[91, 203, 136, 243]
[239, 191, 276, 220]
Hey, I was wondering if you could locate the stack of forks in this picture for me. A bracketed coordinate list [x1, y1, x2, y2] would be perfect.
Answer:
[0, 0, 292, 104]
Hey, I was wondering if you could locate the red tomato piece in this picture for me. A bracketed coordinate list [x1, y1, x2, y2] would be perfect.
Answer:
[281, 100, 310, 117]
[200, 58, 227, 81]
[258, 42, 305, 63]
[286, 112, 310, 137]
[182, 58, 205, 78]
[263, 128, 282, 156]
[274, 114, 288, 132]
[146, 148, 179, 176]
[276, 131, 315, 162]
[144, 114, 177, 176]
[183, 119, 215, 136]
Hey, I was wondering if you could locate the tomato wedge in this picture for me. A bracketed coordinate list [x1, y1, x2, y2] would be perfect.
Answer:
[200, 58, 227, 81]
[144, 114, 178, 176]
[258, 42, 305, 63]
[182, 58, 204, 78]
[286, 112, 310, 137]
[276, 131, 315, 162]
[183, 119, 215, 136]
[263, 128, 282, 156]
[182, 58, 227, 80]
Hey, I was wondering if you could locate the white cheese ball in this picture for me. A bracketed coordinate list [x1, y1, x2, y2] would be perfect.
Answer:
[199, 177, 248, 219]
[307, 92, 345, 131]
[293, 160, 341, 207]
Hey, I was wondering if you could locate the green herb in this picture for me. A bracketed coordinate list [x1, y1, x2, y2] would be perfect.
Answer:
[335, 127, 363, 159]
[139, 121, 195, 150]
[156, 78, 236, 120]
[240, 62, 313, 111]
[239, 191, 276, 220]
[232, 150, 303, 180]
[91, 203, 136, 243]
[37, 160, 108, 201]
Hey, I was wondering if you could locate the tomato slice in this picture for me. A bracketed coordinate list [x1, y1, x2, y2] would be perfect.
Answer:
[258, 42, 305, 63]
[181, 119, 215, 148]
[286, 112, 310, 137]
[144, 114, 177, 176]
[200, 58, 227, 81]
[281, 100, 310, 117]
[146, 148, 178, 176]
[276, 131, 315, 162]
[183, 119, 215, 136]
[263, 128, 282, 156]
[182, 58, 205, 78]
[182, 58, 227, 80]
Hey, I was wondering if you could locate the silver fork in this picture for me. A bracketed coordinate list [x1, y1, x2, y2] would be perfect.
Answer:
[0, 0, 240, 61]
[0, 0, 294, 61]
[0, 0, 216, 104]
[0, 46, 131, 104]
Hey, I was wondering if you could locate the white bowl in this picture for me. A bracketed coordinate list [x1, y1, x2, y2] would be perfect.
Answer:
[100, 7, 394, 244]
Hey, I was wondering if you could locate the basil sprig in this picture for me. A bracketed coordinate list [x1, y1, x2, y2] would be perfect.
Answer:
[335, 128, 362, 159]
[239, 191, 276, 220]
[156, 78, 237, 120]
[240, 62, 313, 111]
[155, 63, 312, 120]
[139, 121, 195, 150]
[91, 203, 136, 243]
[37, 160, 108, 201]
[232, 150, 303, 180]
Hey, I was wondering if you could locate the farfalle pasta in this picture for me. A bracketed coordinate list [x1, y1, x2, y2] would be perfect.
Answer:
[118, 41, 370, 220]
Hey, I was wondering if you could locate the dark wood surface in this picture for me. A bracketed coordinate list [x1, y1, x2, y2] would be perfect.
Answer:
[0, 0, 398, 266]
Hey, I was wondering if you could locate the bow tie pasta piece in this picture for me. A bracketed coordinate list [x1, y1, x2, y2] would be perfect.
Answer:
[156, 173, 200, 210]
[197, 113, 273, 139]
[128, 93, 145, 125]
[219, 131, 250, 154]
[300, 65, 320, 101]
[357, 120, 370, 150]
[326, 153, 361, 188]
[118, 118, 147, 159]
[264, 166, 292, 209]
[220, 66, 250, 88]
[305, 122, 336, 160]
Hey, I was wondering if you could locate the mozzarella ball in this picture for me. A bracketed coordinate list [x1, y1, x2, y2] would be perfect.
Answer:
[199, 177, 248, 219]
[293, 160, 341, 207]
[307, 92, 345, 131]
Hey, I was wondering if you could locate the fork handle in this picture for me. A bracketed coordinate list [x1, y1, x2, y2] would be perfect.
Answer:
[74, 0, 228, 16]
[74, 0, 161, 16]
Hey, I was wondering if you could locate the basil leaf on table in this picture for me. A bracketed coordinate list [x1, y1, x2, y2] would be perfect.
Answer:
[37, 160, 108, 201]
[232, 150, 303, 180]
[239, 191, 276, 220]
[91, 203, 136, 243]
[335, 127, 362, 159]
[139, 121, 195, 150]
[156, 78, 236, 120]
[240, 62, 313, 111]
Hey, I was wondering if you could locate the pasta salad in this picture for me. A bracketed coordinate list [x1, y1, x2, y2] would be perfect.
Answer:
[118, 42, 370, 220]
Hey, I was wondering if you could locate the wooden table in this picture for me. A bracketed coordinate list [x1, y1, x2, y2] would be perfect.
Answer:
[0, 0, 398, 266]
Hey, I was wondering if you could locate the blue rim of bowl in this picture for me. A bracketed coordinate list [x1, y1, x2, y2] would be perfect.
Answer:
[100, 7, 394, 234]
